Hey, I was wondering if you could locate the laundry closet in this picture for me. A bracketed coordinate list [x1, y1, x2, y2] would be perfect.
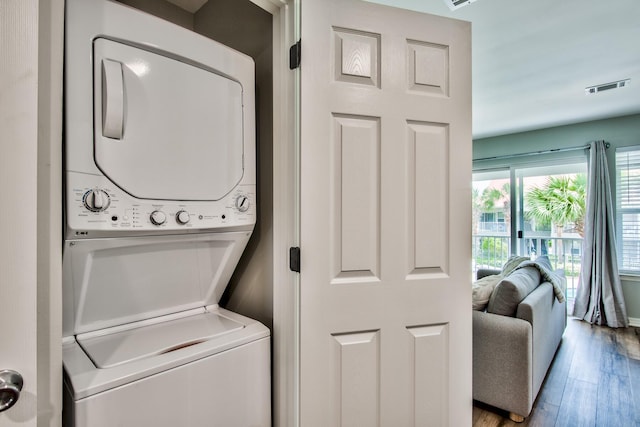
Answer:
[61, 0, 282, 425]
[61, 0, 473, 425]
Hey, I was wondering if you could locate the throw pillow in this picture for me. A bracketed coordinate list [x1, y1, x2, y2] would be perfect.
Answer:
[472, 274, 502, 311]
[487, 266, 541, 316]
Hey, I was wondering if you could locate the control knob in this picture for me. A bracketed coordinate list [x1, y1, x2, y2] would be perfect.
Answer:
[150, 210, 166, 226]
[176, 210, 190, 225]
[235, 195, 250, 212]
[83, 188, 110, 212]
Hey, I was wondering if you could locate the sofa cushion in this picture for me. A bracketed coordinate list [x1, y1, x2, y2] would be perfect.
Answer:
[487, 266, 541, 316]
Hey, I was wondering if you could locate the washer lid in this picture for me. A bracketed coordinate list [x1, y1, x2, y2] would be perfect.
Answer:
[93, 38, 245, 201]
[62, 232, 252, 336]
[77, 310, 244, 368]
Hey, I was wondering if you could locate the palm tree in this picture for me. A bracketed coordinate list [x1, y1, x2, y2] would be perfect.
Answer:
[525, 174, 586, 238]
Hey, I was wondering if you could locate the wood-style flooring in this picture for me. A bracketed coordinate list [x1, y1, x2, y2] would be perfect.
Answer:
[473, 317, 640, 427]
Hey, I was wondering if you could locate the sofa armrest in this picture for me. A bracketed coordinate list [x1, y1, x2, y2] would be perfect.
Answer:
[476, 268, 501, 280]
[473, 310, 533, 417]
[517, 282, 566, 399]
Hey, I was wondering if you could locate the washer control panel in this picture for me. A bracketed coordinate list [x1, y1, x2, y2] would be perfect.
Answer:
[66, 173, 255, 236]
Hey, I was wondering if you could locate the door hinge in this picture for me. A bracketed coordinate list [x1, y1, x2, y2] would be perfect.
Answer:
[289, 247, 300, 272]
[289, 40, 301, 70]
[517, 230, 523, 238]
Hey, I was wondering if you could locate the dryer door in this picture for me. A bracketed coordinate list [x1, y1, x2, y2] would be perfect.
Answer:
[93, 38, 245, 201]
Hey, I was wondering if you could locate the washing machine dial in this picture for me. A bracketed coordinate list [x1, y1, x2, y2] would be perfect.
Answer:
[176, 210, 190, 225]
[235, 194, 250, 212]
[150, 210, 167, 226]
[83, 188, 111, 212]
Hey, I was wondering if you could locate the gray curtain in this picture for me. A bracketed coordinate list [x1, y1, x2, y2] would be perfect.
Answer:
[572, 140, 629, 327]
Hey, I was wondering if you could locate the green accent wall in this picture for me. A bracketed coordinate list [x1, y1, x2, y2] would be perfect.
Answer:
[473, 113, 640, 323]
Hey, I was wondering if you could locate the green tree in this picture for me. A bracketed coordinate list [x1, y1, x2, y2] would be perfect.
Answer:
[525, 174, 586, 237]
[481, 237, 508, 258]
[479, 182, 510, 232]
[481, 183, 510, 212]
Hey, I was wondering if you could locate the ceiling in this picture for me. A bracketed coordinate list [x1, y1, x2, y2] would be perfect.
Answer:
[369, 0, 640, 138]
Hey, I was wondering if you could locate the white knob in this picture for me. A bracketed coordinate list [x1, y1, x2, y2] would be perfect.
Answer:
[176, 210, 190, 225]
[150, 210, 166, 226]
[235, 195, 250, 212]
[83, 189, 111, 212]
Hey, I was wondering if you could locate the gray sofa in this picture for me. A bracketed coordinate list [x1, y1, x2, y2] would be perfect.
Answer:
[473, 262, 566, 422]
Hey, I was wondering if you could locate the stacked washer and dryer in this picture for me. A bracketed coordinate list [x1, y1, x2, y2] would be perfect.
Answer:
[62, 0, 270, 425]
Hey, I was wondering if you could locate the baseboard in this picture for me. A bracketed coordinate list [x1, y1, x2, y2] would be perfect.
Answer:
[629, 317, 640, 327]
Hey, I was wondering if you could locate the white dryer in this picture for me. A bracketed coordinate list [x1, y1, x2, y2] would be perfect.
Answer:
[62, 1, 270, 426]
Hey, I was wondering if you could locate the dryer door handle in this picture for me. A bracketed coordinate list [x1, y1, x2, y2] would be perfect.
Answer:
[101, 59, 124, 139]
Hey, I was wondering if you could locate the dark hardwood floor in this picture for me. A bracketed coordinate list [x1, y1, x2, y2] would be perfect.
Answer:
[473, 316, 640, 426]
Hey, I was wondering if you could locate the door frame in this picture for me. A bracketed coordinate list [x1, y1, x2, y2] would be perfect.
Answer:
[0, 0, 64, 425]
[253, 1, 300, 426]
[38, 1, 64, 425]
[57, 0, 297, 421]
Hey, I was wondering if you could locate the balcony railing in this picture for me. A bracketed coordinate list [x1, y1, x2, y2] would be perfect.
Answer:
[472, 234, 583, 300]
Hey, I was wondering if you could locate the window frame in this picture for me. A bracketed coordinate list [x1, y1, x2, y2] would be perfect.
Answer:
[615, 145, 640, 275]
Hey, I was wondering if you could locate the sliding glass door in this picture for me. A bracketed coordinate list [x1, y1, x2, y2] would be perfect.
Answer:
[473, 169, 512, 271]
[473, 161, 587, 299]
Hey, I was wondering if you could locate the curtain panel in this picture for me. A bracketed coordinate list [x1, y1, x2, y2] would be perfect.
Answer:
[572, 140, 629, 327]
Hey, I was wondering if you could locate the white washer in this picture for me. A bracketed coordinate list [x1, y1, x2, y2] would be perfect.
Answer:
[62, 1, 270, 426]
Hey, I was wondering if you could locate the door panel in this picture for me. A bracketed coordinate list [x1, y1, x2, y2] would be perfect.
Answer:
[331, 114, 381, 281]
[300, 0, 472, 425]
[409, 324, 448, 427]
[408, 40, 449, 96]
[409, 121, 449, 275]
[332, 330, 380, 426]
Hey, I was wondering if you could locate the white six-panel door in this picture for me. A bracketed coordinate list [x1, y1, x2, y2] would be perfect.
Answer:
[299, 0, 472, 425]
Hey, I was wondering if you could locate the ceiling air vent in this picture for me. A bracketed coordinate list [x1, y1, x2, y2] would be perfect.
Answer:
[444, 0, 478, 10]
[585, 79, 630, 95]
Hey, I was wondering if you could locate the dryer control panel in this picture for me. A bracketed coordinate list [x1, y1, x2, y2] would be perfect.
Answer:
[66, 172, 255, 237]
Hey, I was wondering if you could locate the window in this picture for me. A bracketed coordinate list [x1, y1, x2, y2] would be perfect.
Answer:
[616, 146, 640, 273]
[473, 161, 587, 299]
